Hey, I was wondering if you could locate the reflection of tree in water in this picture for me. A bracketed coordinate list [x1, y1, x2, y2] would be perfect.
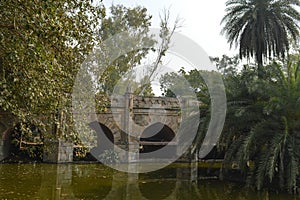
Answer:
[182, 180, 294, 200]
[72, 164, 114, 200]
[0, 164, 297, 199]
[0, 164, 42, 199]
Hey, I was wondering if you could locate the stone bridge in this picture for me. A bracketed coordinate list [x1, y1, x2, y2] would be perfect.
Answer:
[0, 93, 198, 162]
[73, 93, 186, 163]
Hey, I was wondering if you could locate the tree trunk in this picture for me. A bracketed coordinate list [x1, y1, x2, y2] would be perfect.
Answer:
[257, 63, 264, 78]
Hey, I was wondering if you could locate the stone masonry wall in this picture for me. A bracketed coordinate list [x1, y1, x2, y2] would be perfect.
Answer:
[95, 95, 181, 145]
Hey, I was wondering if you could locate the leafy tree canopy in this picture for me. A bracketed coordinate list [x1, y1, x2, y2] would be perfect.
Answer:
[0, 0, 105, 134]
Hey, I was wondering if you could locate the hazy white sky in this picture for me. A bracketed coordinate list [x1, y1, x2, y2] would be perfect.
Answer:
[103, 0, 237, 57]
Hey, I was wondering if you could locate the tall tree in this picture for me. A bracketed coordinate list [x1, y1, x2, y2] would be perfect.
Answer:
[221, 0, 300, 67]
[0, 0, 104, 138]
[97, 7, 181, 97]
[97, 5, 155, 94]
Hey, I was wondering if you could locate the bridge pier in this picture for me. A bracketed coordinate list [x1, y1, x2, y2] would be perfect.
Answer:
[43, 139, 73, 163]
[124, 90, 141, 163]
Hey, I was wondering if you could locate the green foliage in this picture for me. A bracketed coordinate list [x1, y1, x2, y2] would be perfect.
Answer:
[10, 122, 43, 160]
[160, 68, 224, 154]
[210, 55, 240, 76]
[221, 58, 300, 193]
[0, 0, 105, 139]
[160, 68, 209, 98]
[96, 7, 180, 97]
[97, 5, 155, 94]
[73, 146, 89, 160]
[221, 0, 300, 66]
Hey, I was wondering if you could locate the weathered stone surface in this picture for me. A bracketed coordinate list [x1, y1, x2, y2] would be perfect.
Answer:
[92, 94, 183, 162]
[90, 95, 182, 157]
[43, 139, 73, 163]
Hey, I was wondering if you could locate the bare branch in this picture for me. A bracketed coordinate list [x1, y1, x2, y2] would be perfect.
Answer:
[139, 8, 183, 95]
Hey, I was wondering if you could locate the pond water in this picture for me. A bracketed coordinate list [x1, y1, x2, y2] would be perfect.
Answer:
[0, 163, 298, 199]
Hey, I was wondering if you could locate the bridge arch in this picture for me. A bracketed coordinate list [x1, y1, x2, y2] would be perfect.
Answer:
[89, 121, 114, 158]
[139, 122, 176, 159]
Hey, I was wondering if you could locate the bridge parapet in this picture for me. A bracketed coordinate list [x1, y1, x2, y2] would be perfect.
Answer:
[133, 96, 180, 110]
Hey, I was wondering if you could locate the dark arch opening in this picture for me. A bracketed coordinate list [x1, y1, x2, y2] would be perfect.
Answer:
[139, 122, 176, 159]
[89, 122, 114, 159]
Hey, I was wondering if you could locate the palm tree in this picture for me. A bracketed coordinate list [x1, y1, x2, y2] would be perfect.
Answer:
[221, 0, 300, 68]
[221, 58, 300, 193]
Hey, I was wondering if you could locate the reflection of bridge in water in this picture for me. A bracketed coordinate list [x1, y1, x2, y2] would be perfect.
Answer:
[0, 163, 275, 200]
[0, 163, 204, 200]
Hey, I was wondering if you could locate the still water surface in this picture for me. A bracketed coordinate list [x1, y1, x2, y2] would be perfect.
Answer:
[0, 163, 298, 199]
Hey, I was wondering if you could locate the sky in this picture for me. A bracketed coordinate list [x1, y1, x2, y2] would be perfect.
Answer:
[103, 0, 238, 58]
